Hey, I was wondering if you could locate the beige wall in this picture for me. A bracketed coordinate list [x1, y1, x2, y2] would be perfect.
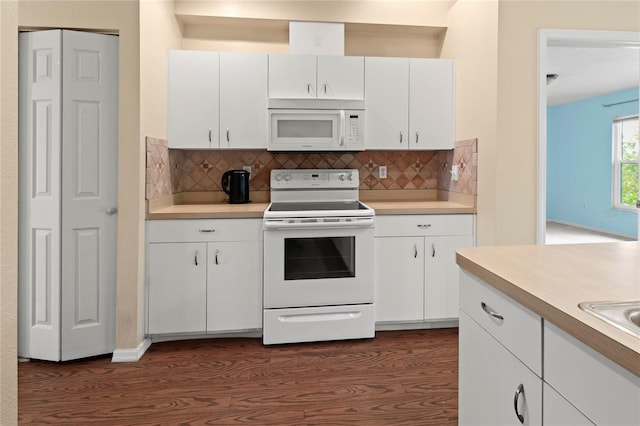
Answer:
[441, 0, 499, 246]
[495, 0, 640, 245]
[0, 1, 19, 422]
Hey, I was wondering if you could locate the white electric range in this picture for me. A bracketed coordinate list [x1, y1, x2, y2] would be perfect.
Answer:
[262, 169, 376, 345]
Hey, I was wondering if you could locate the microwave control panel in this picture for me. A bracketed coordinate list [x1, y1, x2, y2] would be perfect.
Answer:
[345, 110, 365, 150]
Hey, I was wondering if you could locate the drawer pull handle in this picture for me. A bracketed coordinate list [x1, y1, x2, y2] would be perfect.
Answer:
[481, 302, 504, 320]
[215, 249, 220, 265]
[198, 229, 216, 233]
[513, 383, 525, 424]
[194, 250, 199, 266]
[417, 224, 432, 229]
[413, 244, 418, 258]
[431, 243, 436, 258]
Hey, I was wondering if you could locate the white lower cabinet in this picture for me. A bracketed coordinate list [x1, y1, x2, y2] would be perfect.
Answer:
[148, 242, 207, 334]
[544, 321, 640, 426]
[147, 219, 262, 336]
[459, 269, 640, 426]
[459, 312, 542, 425]
[375, 215, 474, 324]
[206, 241, 262, 332]
[543, 383, 594, 426]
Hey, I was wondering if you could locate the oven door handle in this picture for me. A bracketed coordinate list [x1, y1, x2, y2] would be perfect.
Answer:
[263, 217, 375, 230]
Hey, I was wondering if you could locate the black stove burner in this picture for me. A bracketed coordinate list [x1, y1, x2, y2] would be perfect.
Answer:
[269, 201, 367, 212]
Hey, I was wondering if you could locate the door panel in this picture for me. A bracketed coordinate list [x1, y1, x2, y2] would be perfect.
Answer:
[60, 30, 118, 361]
[19, 29, 63, 361]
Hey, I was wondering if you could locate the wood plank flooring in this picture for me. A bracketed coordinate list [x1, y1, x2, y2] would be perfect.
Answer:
[19, 328, 459, 425]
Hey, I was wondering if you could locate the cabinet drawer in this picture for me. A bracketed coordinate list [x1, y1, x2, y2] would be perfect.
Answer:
[375, 214, 473, 237]
[147, 219, 262, 243]
[459, 269, 542, 375]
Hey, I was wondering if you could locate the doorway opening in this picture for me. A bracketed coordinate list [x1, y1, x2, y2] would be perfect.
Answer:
[537, 29, 640, 244]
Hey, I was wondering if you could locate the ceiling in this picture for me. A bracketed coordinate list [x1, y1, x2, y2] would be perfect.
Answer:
[546, 43, 640, 106]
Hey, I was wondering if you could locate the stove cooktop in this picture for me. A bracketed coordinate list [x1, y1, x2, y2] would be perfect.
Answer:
[268, 201, 369, 212]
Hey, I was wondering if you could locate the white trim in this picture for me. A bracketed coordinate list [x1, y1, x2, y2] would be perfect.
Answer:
[537, 29, 640, 245]
[111, 337, 152, 363]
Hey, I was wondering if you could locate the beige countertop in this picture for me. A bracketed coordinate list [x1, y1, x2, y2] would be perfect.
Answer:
[456, 242, 640, 376]
[146, 190, 477, 219]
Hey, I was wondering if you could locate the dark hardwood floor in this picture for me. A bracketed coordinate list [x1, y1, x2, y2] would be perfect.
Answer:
[19, 328, 459, 425]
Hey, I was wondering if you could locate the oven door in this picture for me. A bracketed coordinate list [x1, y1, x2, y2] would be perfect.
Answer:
[263, 218, 375, 308]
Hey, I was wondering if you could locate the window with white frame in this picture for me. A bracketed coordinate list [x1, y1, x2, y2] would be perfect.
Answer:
[612, 115, 639, 210]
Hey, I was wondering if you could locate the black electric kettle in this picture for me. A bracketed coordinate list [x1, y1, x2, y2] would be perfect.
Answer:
[221, 170, 250, 204]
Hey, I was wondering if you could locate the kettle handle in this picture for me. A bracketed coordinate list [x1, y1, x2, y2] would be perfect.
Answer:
[221, 171, 232, 195]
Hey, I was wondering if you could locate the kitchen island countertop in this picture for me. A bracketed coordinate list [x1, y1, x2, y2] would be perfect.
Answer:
[456, 242, 640, 376]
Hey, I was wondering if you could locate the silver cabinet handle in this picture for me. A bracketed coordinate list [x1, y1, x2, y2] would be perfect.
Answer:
[340, 111, 345, 146]
[194, 250, 199, 266]
[513, 383, 525, 424]
[415, 131, 419, 144]
[208, 128, 212, 143]
[306, 81, 311, 94]
[413, 244, 418, 258]
[481, 301, 504, 320]
[198, 229, 215, 233]
[400, 131, 403, 144]
[214, 249, 220, 265]
[431, 243, 435, 258]
[417, 224, 431, 229]
[226, 128, 230, 143]
[324, 81, 327, 95]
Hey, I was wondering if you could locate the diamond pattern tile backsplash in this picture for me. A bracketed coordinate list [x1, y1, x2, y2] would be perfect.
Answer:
[146, 137, 477, 200]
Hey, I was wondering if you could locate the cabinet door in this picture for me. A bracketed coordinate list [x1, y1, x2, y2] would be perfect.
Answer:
[219, 52, 268, 149]
[364, 57, 409, 150]
[207, 241, 262, 332]
[409, 59, 454, 150]
[148, 243, 207, 334]
[424, 235, 473, 320]
[459, 312, 542, 426]
[543, 383, 594, 426]
[374, 236, 424, 322]
[167, 50, 219, 149]
[317, 56, 364, 99]
[268, 54, 316, 98]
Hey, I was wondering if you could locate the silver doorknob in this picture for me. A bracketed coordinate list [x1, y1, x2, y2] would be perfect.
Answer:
[105, 207, 118, 215]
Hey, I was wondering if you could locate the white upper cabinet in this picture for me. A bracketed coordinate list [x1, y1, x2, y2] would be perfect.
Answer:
[364, 57, 410, 149]
[410, 59, 455, 150]
[365, 57, 455, 150]
[268, 54, 364, 100]
[167, 50, 219, 149]
[219, 52, 268, 149]
[167, 50, 267, 149]
[317, 56, 364, 99]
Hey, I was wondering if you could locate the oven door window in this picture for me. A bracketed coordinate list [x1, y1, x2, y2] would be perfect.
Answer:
[284, 236, 355, 280]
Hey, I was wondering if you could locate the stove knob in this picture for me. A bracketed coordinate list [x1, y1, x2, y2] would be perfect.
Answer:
[339, 174, 346, 181]
[275, 174, 283, 181]
[284, 173, 292, 182]
[347, 173, 354, 181]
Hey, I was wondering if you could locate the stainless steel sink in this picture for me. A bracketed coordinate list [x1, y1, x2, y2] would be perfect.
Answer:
[578, 300, 640, 338]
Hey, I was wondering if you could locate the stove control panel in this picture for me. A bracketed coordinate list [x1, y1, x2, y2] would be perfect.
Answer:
[270, 169, 359, 189]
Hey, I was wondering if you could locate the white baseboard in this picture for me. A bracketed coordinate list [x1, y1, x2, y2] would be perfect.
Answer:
[111, 337, 152, 363]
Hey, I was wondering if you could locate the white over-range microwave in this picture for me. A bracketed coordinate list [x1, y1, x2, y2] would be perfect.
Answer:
[268, 108, 365, 151]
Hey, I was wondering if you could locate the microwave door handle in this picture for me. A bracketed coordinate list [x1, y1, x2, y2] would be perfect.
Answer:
[340, 111, 345, 147]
